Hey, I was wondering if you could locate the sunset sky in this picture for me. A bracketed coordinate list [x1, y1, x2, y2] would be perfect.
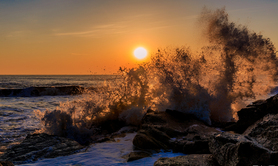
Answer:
[1, 0, 277, 75]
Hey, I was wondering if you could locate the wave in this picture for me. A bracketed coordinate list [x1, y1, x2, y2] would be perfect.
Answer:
[0, 86, 90, 97]
[35, 7, 278, 145]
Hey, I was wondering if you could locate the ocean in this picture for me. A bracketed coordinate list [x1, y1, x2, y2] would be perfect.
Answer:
[2, 8, 278, 165]
[0, 75, 183, 165]
[0, 75, 110, 150]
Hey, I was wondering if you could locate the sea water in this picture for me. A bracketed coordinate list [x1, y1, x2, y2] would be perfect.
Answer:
[0, 75, 115, 152]
[20, 133, 183, 166]
[2, 8, 278, 165]
[0, 75, 184, 165]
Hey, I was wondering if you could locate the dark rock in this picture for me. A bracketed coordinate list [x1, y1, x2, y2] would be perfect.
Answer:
[170, 124, 220, 154]
[154, 154, 219, 166]
[133, 127, 170, 151]
[0, 133, 84, 164]
[244, 114, 278, 151]
[122, 151, 151, 162]
[184, 140, 209, 154]
[0, 161, 14, 166]
[93, 126, 138, 144]
[225, 93, 278, 133]
[135, 125, 174, 151]
[142, 109, 207, 136]
[95, 133, 128, 144]
[211, 121, 236, 129]
[133, 110, 203, 151]
[0, 86, 85, 97]
[95, 120, 127, 135]
[133, 109, 219, 153]
[209, 132, 278, 166]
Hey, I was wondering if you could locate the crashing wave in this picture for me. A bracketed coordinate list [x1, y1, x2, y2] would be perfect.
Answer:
[36, 7, 278, 144]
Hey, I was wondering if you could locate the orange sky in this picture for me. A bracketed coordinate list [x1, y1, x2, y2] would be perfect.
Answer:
[0, 0, 278, 75]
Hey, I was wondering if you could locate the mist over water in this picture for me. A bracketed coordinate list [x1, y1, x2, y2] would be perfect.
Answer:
[37, 8, 278, 143]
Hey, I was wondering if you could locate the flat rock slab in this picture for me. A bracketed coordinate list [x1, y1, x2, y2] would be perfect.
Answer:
[154, 154, 219, 166]
[0, 133, 84, 164]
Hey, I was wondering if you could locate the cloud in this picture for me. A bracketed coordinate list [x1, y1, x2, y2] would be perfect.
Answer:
[53, 12, 198, 38]
[54, 23, 126, 37]
[6, 30, 28, 38]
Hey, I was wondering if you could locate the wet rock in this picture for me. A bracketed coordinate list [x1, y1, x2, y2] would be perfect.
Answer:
[209, 132, 278, 166]
[93, 126, 138, 144]
[133, 109, 219, 153]
[122, 151, 151, 162]
[133, 126, 170, 151]
[154, 154, 219, 166]
[133, 109, 205, 150]
[0, 161, 14, 166]
[225, 93, 278, 133]
[0, 133, 84, 164]
[171, 137, 210, 154]
[244, 113, 278, 151]
[170, 124, 220, 154]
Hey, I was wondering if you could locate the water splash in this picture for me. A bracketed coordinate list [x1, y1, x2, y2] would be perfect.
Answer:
[36, 7, 278, 144]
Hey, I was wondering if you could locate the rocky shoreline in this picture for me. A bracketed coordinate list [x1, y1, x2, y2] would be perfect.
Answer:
[150, 93, 278, 166]
[1, 94, 278, 165]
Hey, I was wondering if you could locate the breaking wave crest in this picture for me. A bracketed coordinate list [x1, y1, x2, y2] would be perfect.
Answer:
[35, 7, 278, 144]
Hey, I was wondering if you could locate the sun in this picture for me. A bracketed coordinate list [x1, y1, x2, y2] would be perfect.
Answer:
[134, 47, 148, 59]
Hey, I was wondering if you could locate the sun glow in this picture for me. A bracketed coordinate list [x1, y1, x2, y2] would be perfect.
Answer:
[134, 47, 148, 59]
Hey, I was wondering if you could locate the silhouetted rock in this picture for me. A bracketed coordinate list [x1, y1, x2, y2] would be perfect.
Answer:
[154, 154, 219, 166]
[0, 86, 85, 97]
[122, 151, 151, 162]
[170, 124, 220, 154]
[91, 126, 138, 144]
[244, 113, 278, 151]
[133, 109, 219, 153]
[209, 132, 278, 166]
[0, 133, 84, 164]
[0, 161, 14, 166]
[225, 94, 278, 133]
[133, 126, 170, 151]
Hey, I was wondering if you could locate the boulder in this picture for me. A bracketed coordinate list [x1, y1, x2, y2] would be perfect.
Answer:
[133, 109, 220, 153]
[244, 113, 278, 151]
[154, 154, 219, 166]
[133, 126, 170, 151]
[122, 151, 151, 162]
[170, 124, 220, 154]
[209, 132, 278, 166]
[0, 133, 84, 164]
[133, 110, 201, 150]
[225, 94, 278, 133]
